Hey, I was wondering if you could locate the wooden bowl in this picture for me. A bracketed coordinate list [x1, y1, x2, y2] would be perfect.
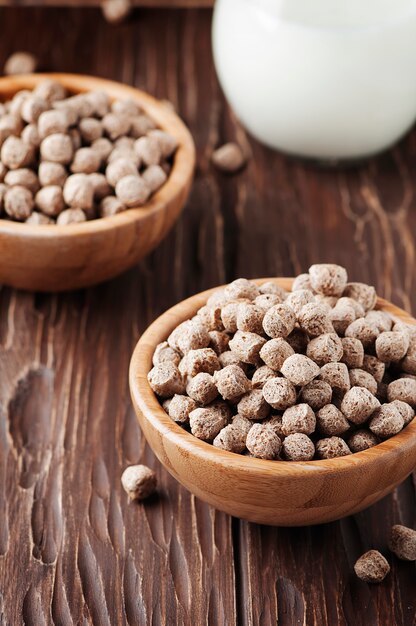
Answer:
[0, 73, 195, 292]
[129, 278, 416, 526]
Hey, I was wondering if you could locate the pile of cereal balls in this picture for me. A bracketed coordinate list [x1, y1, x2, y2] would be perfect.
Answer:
[0, 79, 177, 225]
[148, 265, 416, 461]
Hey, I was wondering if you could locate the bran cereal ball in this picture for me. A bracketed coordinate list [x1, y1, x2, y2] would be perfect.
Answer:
[38, 162, 67, 187]
[340, 387, 381, 424]
[316, 404, 350, 436]
[197, 304, 224, 332]
[102, 112, 131, 140]
[229, 330, 266, 364]
[337, 296, 365, 319]
[148, 129, 178, 159]
[70, 147, 101, 174]
[389, 525, 416, 561]
[286, 328, 309, 353]
[280, 354, 320, 386]
[91, 137, 113, 162]
[251, 365, 277, 389]
[213, 364, 251, 401]
[186, 373, 218, 405]
[1, 136, 32, 170]
[343, 282, 377, 312]
[282, 403, 316, 435]
[134, 135, 162, 167]
[34, 79, 66, 103]
[309, 263, 348, 296]
[232, 414, 253, 437]
[349, 369, 378, 395]
[389, 400, 415, 425]
[259, 282, 288, 299]
[4, 185, 34, 220]
[189, 405, 229, 441]
[21, 96, 48, 124]
[213, 424, 247, 453]
[208, 330, 230, 355]
[263, 304, 296, 338]
[179, 348, 221, 378]
[354, 551, 390, 583]
[35, 185, 65, 216]
[63, 174, 94, 209]
[282, 433, 315, 461]
[211, 142, 246, 173]
[315, 437, 351, 459]
[292, 273, 313, 292]
[298, 302, 334, 337]
[116, 175, 150, 207]
[218, 350, 247, 371]
[246, 424, 282, 460]
[142, 164, 167, 193]
[306, 333, 343, 366]
[366, 310, 393, 333]
[147, 362, 185, 398]
[4, 51, 37, 75]
[263, 414, 285, 438]
[121, 465, 157, 501]
[112, 98, 141, 118]
[285, 289, 315, 315]
[152, 341, 181, 367]
[319, 362, 351, 393]
[369, 403, 404, 438]
[401, 351, 416, 376]
[106, 157, 138, 187]
[37, 109, 69, 139]
[40, 133, 74, 164]
[79, 117, 103, 144]
[345, 318, 379, 348]
[26, 212, 54, 225]
[254, 293, 283, 312]
[237, 389, 270, 420]
[347, 429, 379, 453]
[259, 338, 294, 371]
[89, 173, 112, 201]
[207, 289, 230, 309]
[99, 196, 126, 217]
[387, 378, 416, 407]
[69, 127, 82, 150]
[166, 394, 197, 424]
[221, 301, 245, 334]
[56, 208, 87, 225]
[314, 294, 339, 308]
[4, 168, 39, 194]
[330, 302, 356, 335]
[341, 337, 364, 369]
[0, 114, 23, 144]
[263, 377, 296, 410]
[130, 114, 157, 138]
[362, 355, 386, 384]
[375, 332, 409, 363]
[225, 278, 259, 301]
[300, 380, 332, 411]
[21, 123, 40, 149]
[175, 320, 210, 354]
[236, 302, 265, 334]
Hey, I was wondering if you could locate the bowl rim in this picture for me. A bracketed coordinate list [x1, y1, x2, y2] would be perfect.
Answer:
[0, 72, 196, 237]
[129, 277, 416, 477]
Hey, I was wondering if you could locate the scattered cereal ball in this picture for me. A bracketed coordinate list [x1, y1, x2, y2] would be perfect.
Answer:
[106, 157, 138, 187]
[246, 424, 281, 460]
[340, 386, 381, 424]
[237, 389, 270, 420]
[121, 464, 157, 501]
[389, 525, 416, 561]
[63, 174, 94, 209]
[116, 175, 150, 207]
[292, 274, 313, 292]
[213, 424, 247, 453]
[152, 341, 181, 367]
[282, 433, 315, 461]
[189, 405, 229, 441]
[211, 142, 246, 174]
[387, 378, 416, 407]
[1, 136, 32, 170]
[4, 168, 39, 194]
[285, 289, 315, 315]
[316, 404, 350, 436]
[147, 362, 185, 397]
[354, 550, 390, 583]
[225, 278, 259, 301]
[38, 162, 67, 187]
[70, 147, 101, 174]
[142, 164, 167, 193]
[341, 337, 364, 369]
[300, 380, 332, 411]
[309, 263, 348, 296]
[259, 338, 294, 371]
[34, 79, 67, 104]
[349, 369, 378, 395]
[347, 429, 379, 453]
[330, 302, 356, 335]
[375, 332, 409, 363]
[251, 365, 277, 389]
[298, 302, 334, 337]
[56, 208, 87, 225]
[369, 403, 404, 438]
[4, 51, 37, 75]
[315, 436, 351, 459]
[306, 333, 343, 365]
[229, 330, 266, 365]
[263, 377, 296, 410]
[186, 373, 218, 405]
[280, 354, 320, 386]
[21, 123, 40, 148]
[236, 302, 265, 334]
[213, 364, 251, 402]
[319, 362, 351, 393]
[4, 185, 34, 220]
[35, 185, 65, 216]
[40, 133, 74, 165]
[25, 212, 54, 225]
[254, 293, 283, 312]
[166, 394, 197, 424]
[179, 348, 221, 378]
[362, 355, 386, 384]
[208, 330, 230, 355]
[102, 112, 131, 140]
[37, 109, 69, 139]
[259, 282, 288, 299]
[91, 137, 113, 162]
[343, 282, 377, 312]
[263, 304, 296, 338]
[134, 135, 162, 167]
[389, 400, 415, 425]
[282, 404, 316, 435]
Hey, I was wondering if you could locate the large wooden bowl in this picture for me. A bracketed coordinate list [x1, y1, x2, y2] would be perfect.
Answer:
[0, 74, 195, 291]
[129, 278, 416, 526]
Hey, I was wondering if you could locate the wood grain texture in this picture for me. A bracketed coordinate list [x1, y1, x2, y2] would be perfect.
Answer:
[0, 6, 414, 625]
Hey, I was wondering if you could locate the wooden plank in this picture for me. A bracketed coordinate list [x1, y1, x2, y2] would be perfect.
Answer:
[0, 0, 214, 6]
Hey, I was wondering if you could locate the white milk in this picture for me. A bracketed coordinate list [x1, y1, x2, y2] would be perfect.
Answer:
[212, 0, 416, 159]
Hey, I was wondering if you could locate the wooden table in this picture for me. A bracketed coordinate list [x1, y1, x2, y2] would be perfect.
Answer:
[0, 7, 415, 625]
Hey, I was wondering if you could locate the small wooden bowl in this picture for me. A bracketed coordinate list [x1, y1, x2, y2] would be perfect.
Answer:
[130, 278, 416, 526]
[0, 73, 195, 292]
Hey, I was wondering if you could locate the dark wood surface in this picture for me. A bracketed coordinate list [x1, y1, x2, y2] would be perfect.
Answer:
[0, 7, 415, 625]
